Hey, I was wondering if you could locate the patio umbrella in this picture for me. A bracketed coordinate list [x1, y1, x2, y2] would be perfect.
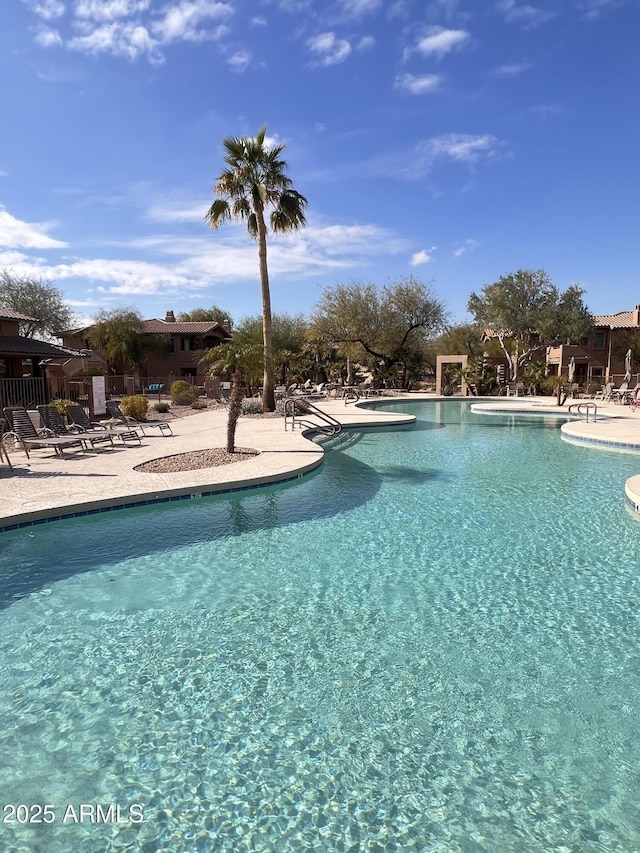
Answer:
[567, 357, 576, 384]
[624, 348, 632, 382]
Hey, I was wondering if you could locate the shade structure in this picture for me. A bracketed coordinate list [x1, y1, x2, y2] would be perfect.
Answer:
[567, 357, 576, 384]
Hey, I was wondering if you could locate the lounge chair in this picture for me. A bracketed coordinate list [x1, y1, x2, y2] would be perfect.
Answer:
[37, 405, 116, 452]
[105, 401, 173, 436]
[65, 404, 141, 447]
[594, 382, 615, 402]
[3, 406, 86, 458]
[0, 417, 12, 469]
[611, 381, 630, 404]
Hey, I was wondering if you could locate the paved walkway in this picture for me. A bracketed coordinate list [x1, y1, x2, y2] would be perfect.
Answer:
[2, 394, 640, 529]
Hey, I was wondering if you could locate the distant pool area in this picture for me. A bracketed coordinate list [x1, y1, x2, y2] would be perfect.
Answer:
[2, 400, 640, 851]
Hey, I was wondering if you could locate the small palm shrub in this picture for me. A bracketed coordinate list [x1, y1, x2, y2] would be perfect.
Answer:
[171, 380, 197, 406]
[153, 402, 170, 413]
[121, 394, 149, 421]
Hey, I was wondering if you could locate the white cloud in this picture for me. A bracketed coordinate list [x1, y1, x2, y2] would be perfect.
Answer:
[356, 35, 375, 51]
[495, 0, 555, 27]
[307, 32, 352, 66]
[5, 205, 410, 299]
[0, 207, 68, 249]
[579, 0, 622, 20]
[453, 239, 478, 256]
[411, 26, 469, 59]
[35, 28, 63, 46]
[410, 247, 436, 266]
[152, 0, 233, 44]
[493, 62, 530, 76]
[250, 16, 267, 26]
[69, 22, 160, 62]
[228, 49, 252, 72]
[28, 0, 233, 61]
[22, 0, 65, 21]
[146, 202, 208, 222]
[337, 0, 383, 15]
[75, 0, 150, 22]
[0, 251, 33, 266]
[395, 73, 442, 94]
[414, 133, 504, 168]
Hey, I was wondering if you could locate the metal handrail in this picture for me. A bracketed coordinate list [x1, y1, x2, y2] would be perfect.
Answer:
[283, 397, 342, 435]
[568, 402, 598, 423]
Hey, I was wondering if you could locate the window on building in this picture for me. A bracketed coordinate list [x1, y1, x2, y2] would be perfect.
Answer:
[593, 330, 606, 349]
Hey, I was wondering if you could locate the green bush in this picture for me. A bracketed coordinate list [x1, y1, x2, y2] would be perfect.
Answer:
[51, 399, 74, 420]
[241, 397, 263, 415]
[170, 380, 197, 406]
[153, 402, 170, 413]
[121, 394, 149, 421]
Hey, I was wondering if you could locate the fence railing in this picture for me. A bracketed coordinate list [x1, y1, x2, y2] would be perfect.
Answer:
[0, 377, 49, 410]
[0, 373, 212, 414]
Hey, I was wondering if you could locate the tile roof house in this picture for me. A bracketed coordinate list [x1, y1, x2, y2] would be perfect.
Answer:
[0, 307, 81, 377]
[63, 310, 232, 385]
[0, 306, 85, 408]
[544, 304, 640, 386]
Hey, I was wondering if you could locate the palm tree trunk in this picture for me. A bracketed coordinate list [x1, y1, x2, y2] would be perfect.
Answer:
[255, 207, 276, 412]
[226, 369, 245, 452]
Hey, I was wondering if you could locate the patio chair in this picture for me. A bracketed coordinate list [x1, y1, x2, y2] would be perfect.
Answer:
[3, 406, 86, 459]
[0, 417, 12, 470]
[594, 382, 615, 402]
[105, 401, 173, 436]
[65, 404, 142, 447]
[611, 381, 630, 404]
[37, 405, 115, 452]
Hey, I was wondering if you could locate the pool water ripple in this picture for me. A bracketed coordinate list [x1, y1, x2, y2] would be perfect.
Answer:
[1, 400, 640, 851]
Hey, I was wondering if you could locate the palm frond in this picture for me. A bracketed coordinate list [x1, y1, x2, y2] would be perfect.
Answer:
[205, 199, 231, 228]
[271, 190, 308, 233]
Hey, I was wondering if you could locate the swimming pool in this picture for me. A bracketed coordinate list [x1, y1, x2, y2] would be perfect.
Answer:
[2, 400, 640, 851]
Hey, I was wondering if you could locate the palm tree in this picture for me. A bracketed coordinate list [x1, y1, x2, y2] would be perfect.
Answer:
[205, 126, 308, 411]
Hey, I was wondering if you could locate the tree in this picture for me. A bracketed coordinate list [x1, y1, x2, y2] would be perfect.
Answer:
[312, 277, 448, 387]
[234, 313, 309, 385]
[89, 308, 168, 373]
[0, 270, 75, 338]
[205, 125, 308, 412]
[467, 269, 593, 380]
[199, 313, 309, 391]
[177, 305, 232, 326]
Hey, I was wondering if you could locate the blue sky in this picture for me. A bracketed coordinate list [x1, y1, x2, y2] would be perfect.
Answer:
[0, 0, 637, 330]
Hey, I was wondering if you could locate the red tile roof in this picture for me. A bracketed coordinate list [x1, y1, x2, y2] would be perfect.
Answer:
[0, 306, 37, 321]
[141, 319, 231, 336]
[593, 311, 639, 328]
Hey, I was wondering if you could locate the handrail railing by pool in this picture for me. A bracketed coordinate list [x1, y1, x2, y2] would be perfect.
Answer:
[567, 402, 598, 423]
[283, 397, 342, 436]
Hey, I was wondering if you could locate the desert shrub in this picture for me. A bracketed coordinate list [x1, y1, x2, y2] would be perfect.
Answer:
[241, 397, 262, 415]
[191, 400, 207, 410]
[171, 380, 197, 406]
[153, 402, 170, 413]
[51, 399, 75, 419]
[121, 394, 149, 421]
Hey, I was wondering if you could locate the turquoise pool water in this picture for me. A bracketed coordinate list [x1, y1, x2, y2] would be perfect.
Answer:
[2, 400, 640, 852]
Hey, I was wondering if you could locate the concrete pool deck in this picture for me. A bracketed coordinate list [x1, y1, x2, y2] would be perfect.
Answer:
[0, 396, 417, 529]
[2, 393, 640, 530]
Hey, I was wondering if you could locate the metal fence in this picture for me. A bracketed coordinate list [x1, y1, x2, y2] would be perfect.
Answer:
[0, 377, 49, 410]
